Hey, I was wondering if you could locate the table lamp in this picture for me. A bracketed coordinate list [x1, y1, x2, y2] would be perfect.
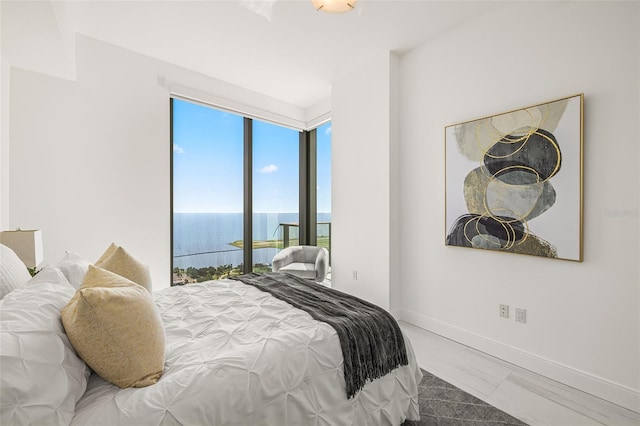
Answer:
[0, 229, 44, 270]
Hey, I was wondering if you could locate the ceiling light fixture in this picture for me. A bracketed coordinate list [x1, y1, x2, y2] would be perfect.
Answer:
[312, 0, 357, 13]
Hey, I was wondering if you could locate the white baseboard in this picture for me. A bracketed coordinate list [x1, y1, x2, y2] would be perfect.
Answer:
[399, 307, 640, 413]
[389, 306, 401, 320]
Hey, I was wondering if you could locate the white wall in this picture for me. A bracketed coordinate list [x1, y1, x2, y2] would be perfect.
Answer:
[398, 1, 639, 410]
[1, 57, 10, 230]
[5, 35, 312, 290]
[388, 53, 401, 315]
[1, 0, 76, 231]
[331, 52, 398, 311]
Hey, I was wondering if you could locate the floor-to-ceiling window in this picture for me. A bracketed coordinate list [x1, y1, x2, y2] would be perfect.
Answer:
[172, 99, 244, 284]
[251, 119, 299, 272]
[171, 98, 330, 285]
[316, 121, 332, 268]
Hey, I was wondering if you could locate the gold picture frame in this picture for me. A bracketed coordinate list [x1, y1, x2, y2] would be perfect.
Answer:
[445, 94, 584, 261]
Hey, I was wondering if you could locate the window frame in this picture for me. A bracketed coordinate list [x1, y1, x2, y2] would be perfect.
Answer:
[170, 97, 328, 282]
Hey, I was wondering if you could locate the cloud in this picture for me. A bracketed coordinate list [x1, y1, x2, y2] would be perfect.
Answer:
[173, 144, 185, 154]
[324, 125, 332, 135]
[259, 164, 278, 174]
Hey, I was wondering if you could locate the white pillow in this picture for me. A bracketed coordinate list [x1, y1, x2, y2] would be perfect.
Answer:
[0, 243, 32, 299]
[0, 265, 90, 425]
[56, 250, 91, 289]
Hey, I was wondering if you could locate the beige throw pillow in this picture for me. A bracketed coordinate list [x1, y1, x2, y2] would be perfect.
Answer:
[61, 265, 165, 388]
[95, 244, 152, 293]
[95, 242, 119, 265]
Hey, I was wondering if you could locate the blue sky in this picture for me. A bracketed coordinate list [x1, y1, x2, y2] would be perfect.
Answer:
[173, 99, 331, 214]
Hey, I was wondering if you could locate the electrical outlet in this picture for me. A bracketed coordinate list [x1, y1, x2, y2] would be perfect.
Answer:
[352, 270, 358, 280]
[499, 304, 509, 318]
[515, 307, 527, 324]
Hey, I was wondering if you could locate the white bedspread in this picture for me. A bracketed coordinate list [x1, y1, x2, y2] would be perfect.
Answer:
[72, 279, 422, 425]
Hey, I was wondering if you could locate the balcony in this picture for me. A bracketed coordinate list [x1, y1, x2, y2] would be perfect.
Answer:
[172, 216, 331, 286]
[278, 221, 331, 264]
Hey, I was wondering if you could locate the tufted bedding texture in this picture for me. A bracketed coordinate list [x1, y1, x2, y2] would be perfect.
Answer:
[71, 279, 422, 426]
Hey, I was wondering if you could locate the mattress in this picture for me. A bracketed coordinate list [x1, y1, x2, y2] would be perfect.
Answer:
[71, 278, 422, 425]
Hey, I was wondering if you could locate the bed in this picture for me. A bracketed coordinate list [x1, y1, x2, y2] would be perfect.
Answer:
[0, 243, 422, 426]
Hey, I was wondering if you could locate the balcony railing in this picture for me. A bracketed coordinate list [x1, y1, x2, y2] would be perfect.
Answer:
[278, 221, 331, 263]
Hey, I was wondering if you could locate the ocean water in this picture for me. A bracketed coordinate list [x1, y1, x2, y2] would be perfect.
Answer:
[173, 212, 331, 269]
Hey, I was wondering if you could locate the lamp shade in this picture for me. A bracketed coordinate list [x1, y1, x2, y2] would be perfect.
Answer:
[0, 229, 44, 268]
[312, 0, 356, 13]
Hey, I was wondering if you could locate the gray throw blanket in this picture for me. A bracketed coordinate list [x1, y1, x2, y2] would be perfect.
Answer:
[229, 272, 408, 399]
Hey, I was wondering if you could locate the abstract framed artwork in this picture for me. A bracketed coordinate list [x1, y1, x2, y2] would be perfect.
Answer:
[445, 94, 583, 261]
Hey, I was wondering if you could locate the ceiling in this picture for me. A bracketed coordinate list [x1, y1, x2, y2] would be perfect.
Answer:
[3, 0, 500, 109]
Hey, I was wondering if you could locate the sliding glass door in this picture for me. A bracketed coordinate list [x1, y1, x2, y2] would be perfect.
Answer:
[252, 119, 299, 272]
